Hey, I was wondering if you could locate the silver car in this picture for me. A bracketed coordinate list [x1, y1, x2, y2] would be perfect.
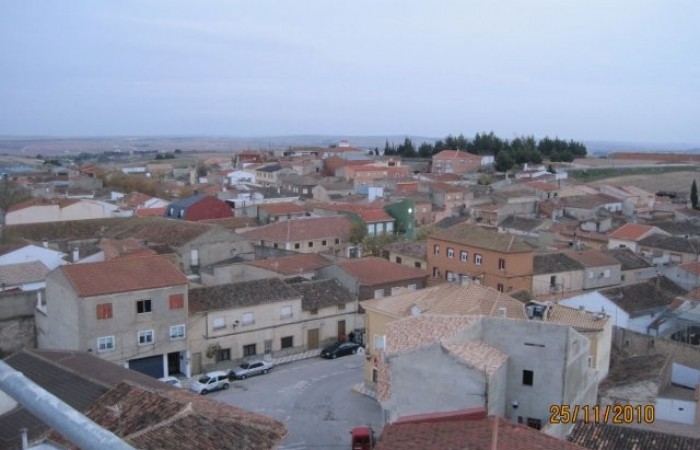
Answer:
[230, 360, 273, 380]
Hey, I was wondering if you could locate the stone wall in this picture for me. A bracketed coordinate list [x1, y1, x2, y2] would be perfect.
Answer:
[0, 316, 35, 356]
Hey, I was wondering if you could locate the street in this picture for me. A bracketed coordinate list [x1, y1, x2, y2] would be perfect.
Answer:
[209, 353, 383, 450]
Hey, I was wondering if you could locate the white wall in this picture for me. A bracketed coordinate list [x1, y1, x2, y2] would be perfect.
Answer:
[672, 363, 700, 389]
[560, 292, 629, 328]
[0, 245, 67, 270]
[656, 397, 697, 425]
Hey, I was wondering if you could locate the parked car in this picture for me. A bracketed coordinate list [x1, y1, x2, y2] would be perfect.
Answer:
[189, 370, 230, 395]
[158, 376, 182, 388]
[351, 426, 375, 450]
[229, 359, 273, 380]
[321, 341, 361, 359]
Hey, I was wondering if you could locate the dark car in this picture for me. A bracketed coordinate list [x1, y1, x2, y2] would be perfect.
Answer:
[321, 341, 361, 359]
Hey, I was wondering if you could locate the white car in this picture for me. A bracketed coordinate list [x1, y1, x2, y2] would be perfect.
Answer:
[158, 376, 182, 389]
[189, 370, 230, 395]
[229, 360, 273, 380]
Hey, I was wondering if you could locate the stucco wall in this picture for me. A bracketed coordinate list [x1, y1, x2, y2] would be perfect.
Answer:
[532, 270, 583, 297]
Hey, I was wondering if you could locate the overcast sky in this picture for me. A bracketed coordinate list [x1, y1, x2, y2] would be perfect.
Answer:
[1, 1, 698, 143]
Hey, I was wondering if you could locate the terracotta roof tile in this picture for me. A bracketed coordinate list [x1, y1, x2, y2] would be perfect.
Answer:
[338, 257, 429, 286]
[60, 255, 187, 297]
[189, 278, 300, 313]
[607, 223, 656, 240]
[294, 279, 355, 311]
[258, 202, 308, 215]
[443, 341, 508, 375]
[431, 223, 533, 253]
[564, 249, 619, 267]
[432, 150, 482, 161]
[376, 414, 587, 450]
[385, 315, 478, 356]
[135, 207, 167, 217]
[569, 421, 700, 450]
[241, 216, 351, 242]
[383, 241, 427, 259]
[0, 260, 50, 286]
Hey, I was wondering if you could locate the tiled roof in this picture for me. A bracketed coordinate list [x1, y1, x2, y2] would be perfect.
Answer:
[6, 198, 81, 213]
[246, 253, 331, 276]
[60, 255, 187, 297]
[499, 215, 546, 233]
[0, 349, 172, 450]
[443, 341, 508, 375]
[258, 202, 307, 215]
[241, 216, 351, 242]
[569, 421, 700, 450]
[338, 257, 429, 286]
[558, 194, 620, 209]
[600, 277, 686, 316]
[315, 203, 394, 223]
[607, 223, 656, 241]
[199, 216, 258, 230]
[376, 413, 586, 450]
[431, 223, 533, 253]
[98, 238, 155, 260]
[0, 260, 49, 286]
[108, 216, 234, 247]
[385, 314, 479, 356]
[524, 181, 559, 192]
[544, 304, 609, 332]
[383, 241, 427, 260]
[188, 278, 300, 313]
[168, 194, 207, 209]
[533, 253, 585, 275]
[361, 282, 527, 320]
[599, 354, 669, 389]
[357, 208, 393, 223]
[602, 248, 652, 270]
[679, 260, 700, 276]
[135, 207, 167, 217]
[47, 381, 287, 450]
[647, 220, 700, 237]
[432, 150, 481, 161]
[565, 249, 619, 267]
[638, 234, 700, 254]
[294, 279, 355, 311]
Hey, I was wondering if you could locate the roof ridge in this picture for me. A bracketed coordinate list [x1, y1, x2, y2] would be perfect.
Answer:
[125, 397, 194, 440]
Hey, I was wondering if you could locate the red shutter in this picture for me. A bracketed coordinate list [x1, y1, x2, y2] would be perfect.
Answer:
[169, 294, 184, 310]
[96, 303, 113, 320]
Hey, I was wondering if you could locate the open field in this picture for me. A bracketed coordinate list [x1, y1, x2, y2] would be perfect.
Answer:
[588, 170, 700, 193]
[569, 165, 700, 184]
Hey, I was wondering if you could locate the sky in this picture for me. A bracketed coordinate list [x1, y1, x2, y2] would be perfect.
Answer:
[1, 1, 699, 144]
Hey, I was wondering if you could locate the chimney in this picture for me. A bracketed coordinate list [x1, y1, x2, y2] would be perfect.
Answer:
[42, 239, 48, 249]
[655, 274, 661, 289]
[498, 307, 507, 317]
[20, 428, 28, 450]
[72, 248, 79, 263]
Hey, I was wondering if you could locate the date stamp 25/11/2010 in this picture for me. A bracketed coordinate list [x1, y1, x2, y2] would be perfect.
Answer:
[549, 404, 655, 425]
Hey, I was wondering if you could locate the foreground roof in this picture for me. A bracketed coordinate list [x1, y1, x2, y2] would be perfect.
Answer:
[338, 257, 429, 286]
[241, 216, 351, 242]
[0, 260, 50, 286]
[602, 248, 652, 270]
[60, 255, 187, 297]
[294, 279, 355, 311]
[431, 224, 533, 253]
[607, 223, 658, 241]
[599, 277, 686, 316]
[569, 421, 700, 450]
[246, 253, 331, 276]
[376, 412, 586, 450]
[533, 253, 585, 275]
[47, 381, 286, 450]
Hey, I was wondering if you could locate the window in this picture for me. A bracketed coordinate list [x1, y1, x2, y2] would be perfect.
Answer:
[169, 294, 184, 310]
[374, 334, 386, 351]
[604, 269, 611, 278]
[432, 267, 439, 278]
[280, 305, 293, 319]
[522, 370, 534, 386]
[190, 249, 199, 266]
[308, 241, 314, 248]
[414, 261, 422, 268]
[374, 289, 385, 299]
[550, 275, 557, 288]
[138, 330, 154, 346]
[294, 243, 300, 249]
[446, 271, 456, 281]
[372, 368, 378, 383]
[621, 274, 626, 282]
[447, 247, 455, 258]
[273, 243, 279, 248]
[337, 302, 346, 311]
[281, 336, 294, 349]
[395, 256, 402, 264]
[264, 339, 272, 354]
[460, 251, 468, 262]
[97, 336, 115, 352]
[212, 317, 225, 330]
[335, 238, 340, 244]
[136, 299, 152, 314]
[322, 240, 327, 246]
[243, 343, 257, 357]
[526, 418, 542, 430]
[497, 283, 504, 292]
[170, 324, 186, 340]
[242, 312, 255, 325]
[408, 284, 417, 291]
[391, 286, 403, 296]
[498, 258, 506, 270]
[216, 348, 231, 361]
[588, 271, 594, 279]
[474, 254, 483, 266]
[433, 245, 440, 255]
[96, 303, 113, 320]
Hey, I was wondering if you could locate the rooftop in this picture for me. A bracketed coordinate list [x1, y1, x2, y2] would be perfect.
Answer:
[432, 150, 482, 161]
[338, 257, 429, 286]
[443, 341, 508, 375]
[638, 234, 700, 254]
[0, 260, 50, 286]
[533, 253, 585, 275]
[543, 303, 609, 332]
[241, 216, 351, 242]
[60, 255, 187, 297]
[498, 215, 546, 233]
[257, 202, 308, 215]
[569, 421, 700, 450]
[361, 282, 527, 320]
[246, 253, 331, 276]
[565, 249, 620, 267]
[294, 279, 355, 311]
[557, 194, 620, 210]
[383, 240, 427, 260]
[600, 354, 670, 389]
[188, 278, 299, 313]
[599, 277, 686, 316]
[607, 223, 658, 241]
[385, 314, 478, 356]
[431, 223, 533, 253]
[602, 248, 652, 270]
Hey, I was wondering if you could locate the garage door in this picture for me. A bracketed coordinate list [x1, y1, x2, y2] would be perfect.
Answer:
[129, 355, 164, 378]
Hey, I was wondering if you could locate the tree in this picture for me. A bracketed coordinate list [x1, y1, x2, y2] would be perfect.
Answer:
[418, 143, 433, 158]
[0, 178, 31, 212]
[495, 150, 515, 172]
[692, 180, 699, 209]
[349, 221, 368, 244]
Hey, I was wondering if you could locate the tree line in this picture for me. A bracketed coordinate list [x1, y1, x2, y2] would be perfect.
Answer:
[383, 132, 587, 171]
